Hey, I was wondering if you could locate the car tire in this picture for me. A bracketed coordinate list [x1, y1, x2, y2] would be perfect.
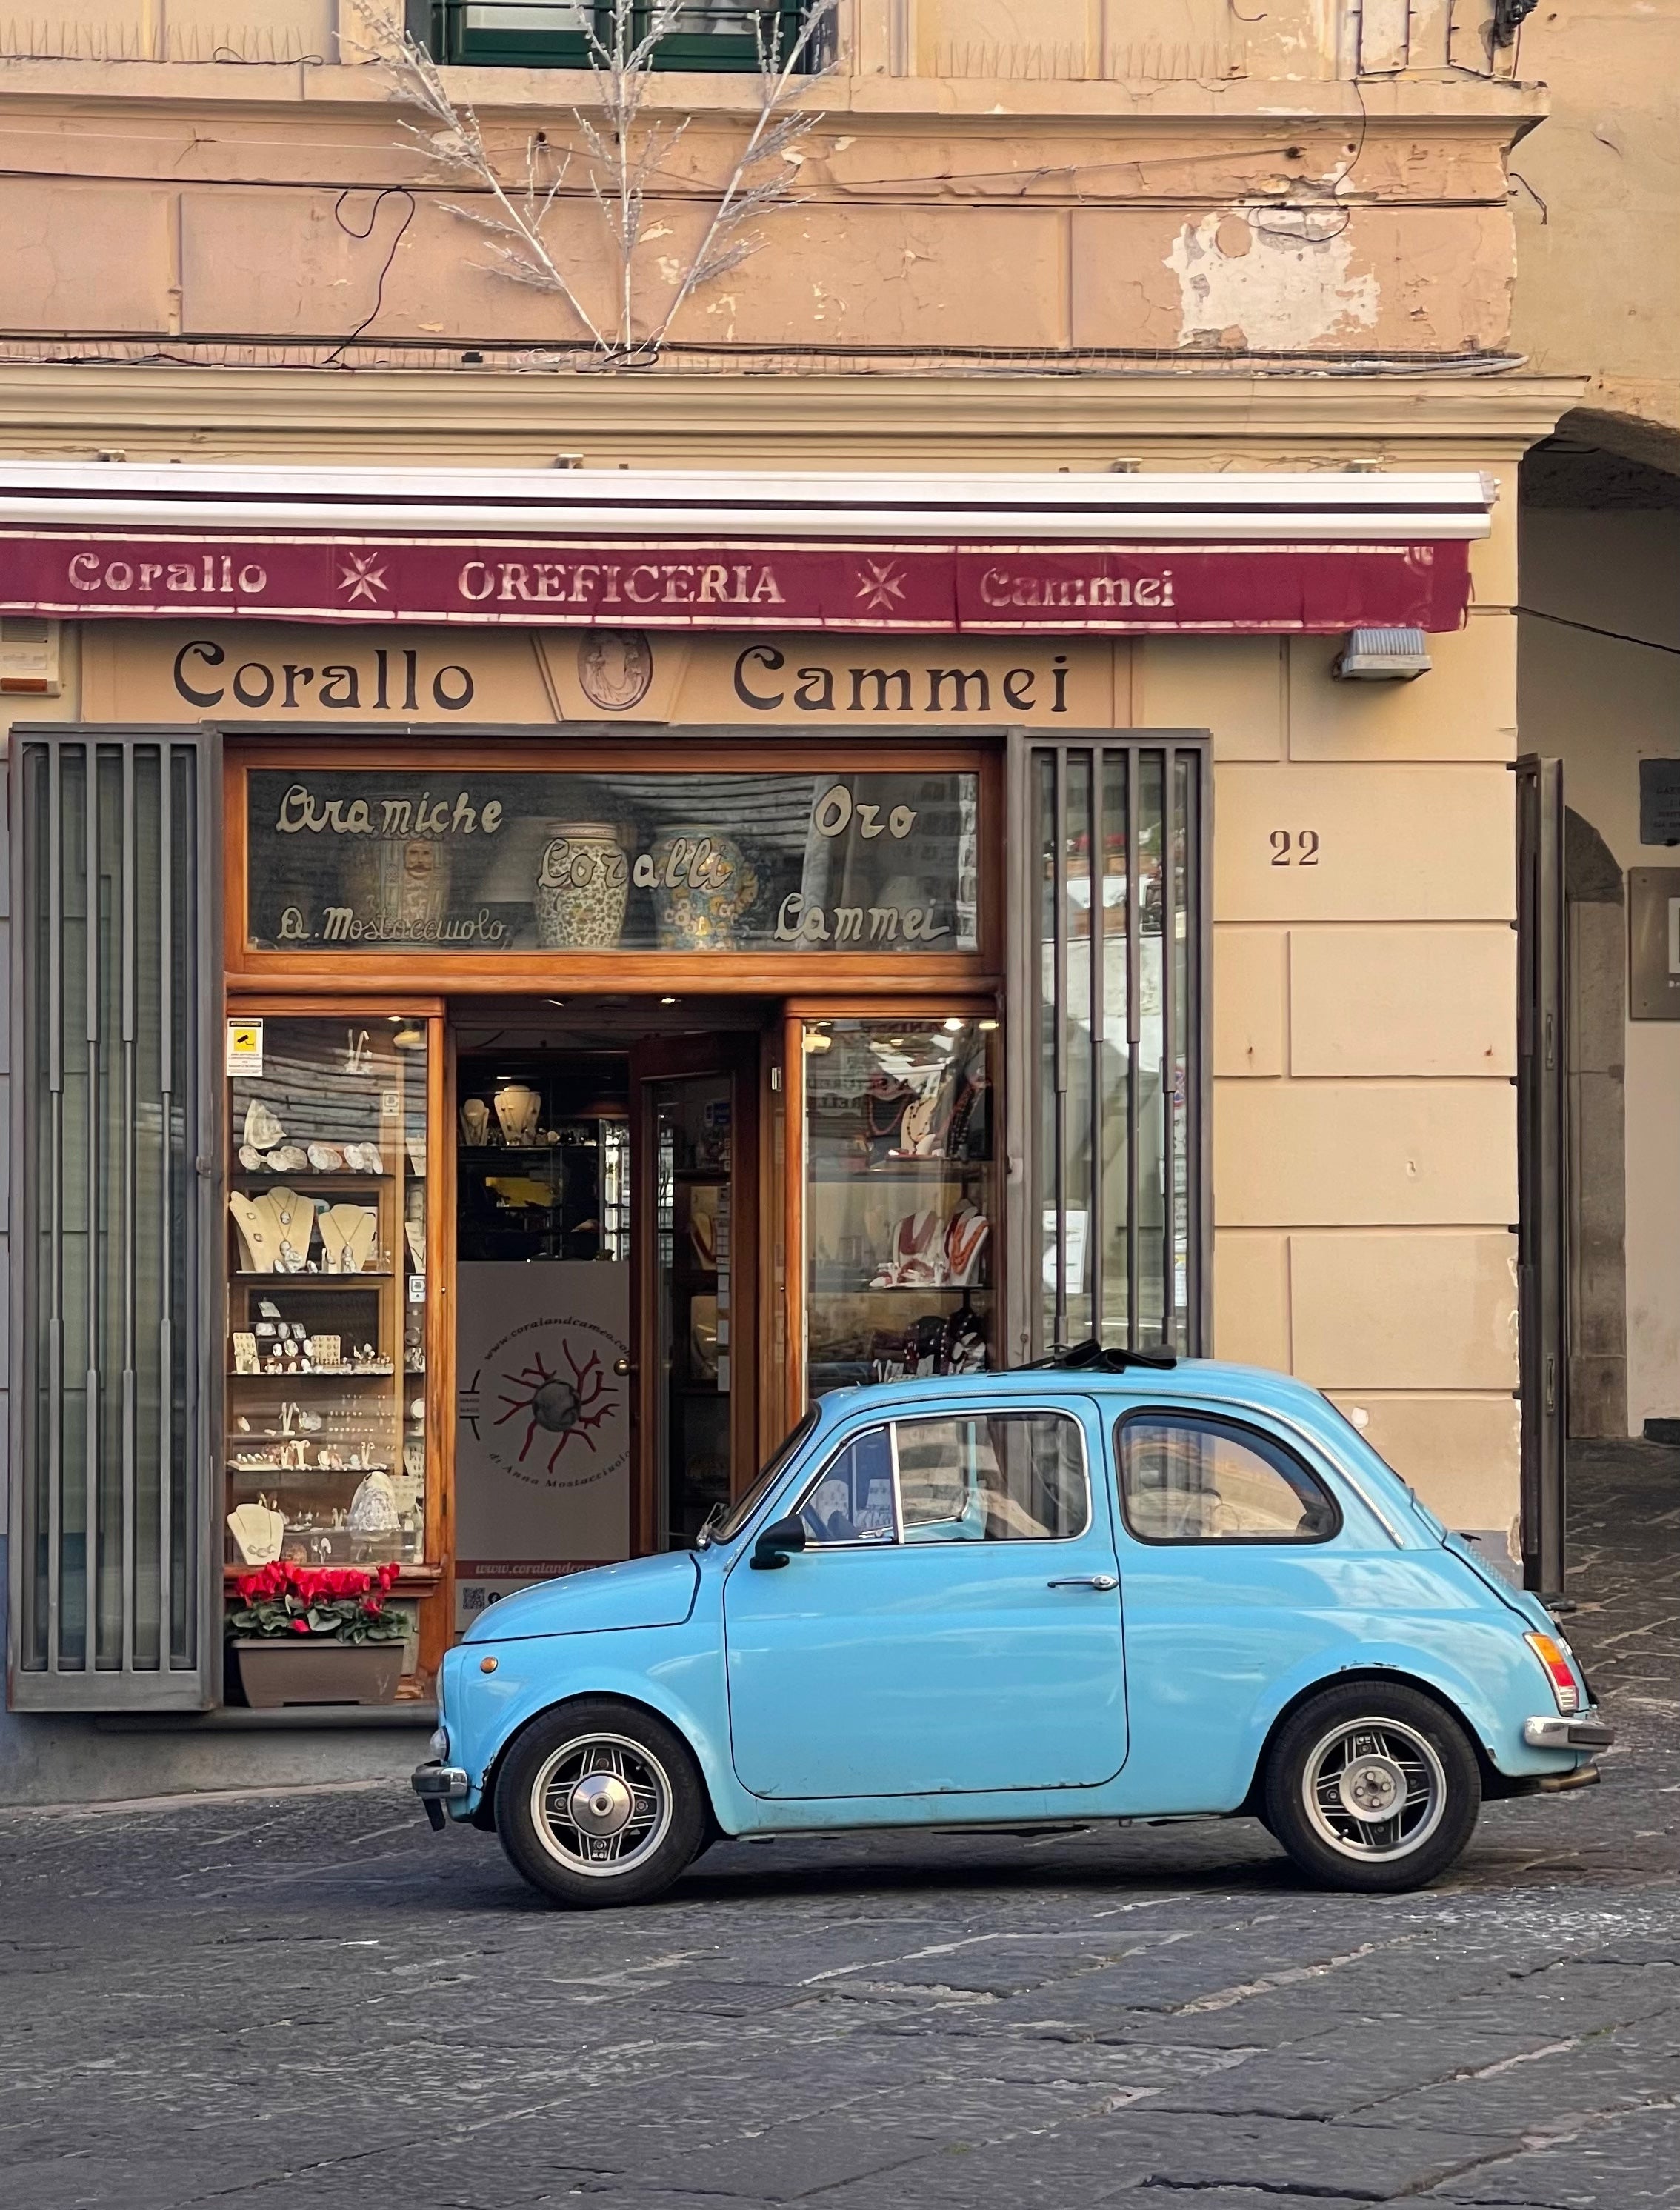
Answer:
[495, 1698, 708, 1909]
[1263, 1681, 1481, 1894]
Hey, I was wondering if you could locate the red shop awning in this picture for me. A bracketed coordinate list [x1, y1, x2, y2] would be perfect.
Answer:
[0, 463, 1492, 635]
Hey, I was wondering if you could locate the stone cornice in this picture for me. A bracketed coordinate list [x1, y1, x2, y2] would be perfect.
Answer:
[0, 60, 1547, 131]
[0, 365, 1587, 465]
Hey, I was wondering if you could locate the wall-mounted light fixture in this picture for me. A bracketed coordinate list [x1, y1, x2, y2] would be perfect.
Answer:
[1332, 627, 1433, 682]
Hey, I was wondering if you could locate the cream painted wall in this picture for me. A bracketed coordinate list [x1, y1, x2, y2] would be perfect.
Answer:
[1511, 3, 1680, 461]
[1519, 506, 1680, 1428]
[1143, 607, 1523, 1546]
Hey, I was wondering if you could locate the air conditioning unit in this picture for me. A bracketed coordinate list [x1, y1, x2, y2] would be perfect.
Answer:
[0, 616, 62, 696]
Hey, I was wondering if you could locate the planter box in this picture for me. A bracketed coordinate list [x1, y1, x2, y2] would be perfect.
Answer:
[229, 1640, 403, 1709]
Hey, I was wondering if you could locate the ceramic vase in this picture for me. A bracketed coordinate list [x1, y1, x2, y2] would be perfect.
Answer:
[350, 836, 451, 939]
[649, 824, 759, 951]
[534, 822, 629, 949]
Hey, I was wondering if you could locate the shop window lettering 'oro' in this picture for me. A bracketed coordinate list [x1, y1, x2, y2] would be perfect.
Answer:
[246, 768, 979, 956]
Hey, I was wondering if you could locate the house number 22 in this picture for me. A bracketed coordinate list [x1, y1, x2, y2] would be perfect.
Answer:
[1269, 829, 1320, 866]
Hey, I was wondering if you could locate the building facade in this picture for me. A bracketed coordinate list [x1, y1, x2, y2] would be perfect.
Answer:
[0, 1, 1581, 1801]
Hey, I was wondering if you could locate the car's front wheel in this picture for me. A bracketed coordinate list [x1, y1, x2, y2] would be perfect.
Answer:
[1262, 1682, 1481, 1893]
[495, 1699, 707, 1908]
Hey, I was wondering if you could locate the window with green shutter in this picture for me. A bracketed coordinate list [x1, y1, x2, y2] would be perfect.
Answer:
[425, 3, 824, 72]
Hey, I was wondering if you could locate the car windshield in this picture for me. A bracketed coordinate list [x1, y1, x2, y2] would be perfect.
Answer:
[713, 1409, 821, 1543]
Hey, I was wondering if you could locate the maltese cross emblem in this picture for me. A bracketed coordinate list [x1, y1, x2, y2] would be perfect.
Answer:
[854, 559, 908, 614]
[337, 552, 390, 605]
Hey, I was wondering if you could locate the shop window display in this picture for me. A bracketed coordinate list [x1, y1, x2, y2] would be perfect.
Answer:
[223, 1017, 433, 1574]
[243, 767, 979, 959]
[804, 1019, 997, 1396]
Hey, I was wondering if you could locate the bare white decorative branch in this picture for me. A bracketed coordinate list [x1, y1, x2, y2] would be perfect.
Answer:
[344, 0, 836, 363]
[647, 1, 836, 350]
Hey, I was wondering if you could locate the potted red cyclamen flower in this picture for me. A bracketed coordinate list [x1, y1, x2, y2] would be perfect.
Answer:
[226, 1560, 407, 1707]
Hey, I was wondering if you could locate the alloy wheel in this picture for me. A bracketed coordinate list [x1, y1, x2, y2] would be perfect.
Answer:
[528, 1731, 675, 1878]
[1299, 1716, 1447, 1862]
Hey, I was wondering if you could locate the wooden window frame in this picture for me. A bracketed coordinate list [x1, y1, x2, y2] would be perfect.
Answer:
[223, 728, 1001, 999]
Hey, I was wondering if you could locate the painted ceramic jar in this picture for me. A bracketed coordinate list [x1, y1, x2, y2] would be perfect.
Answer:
[535, 822, 629, 949]
[649, 825, 759, 951]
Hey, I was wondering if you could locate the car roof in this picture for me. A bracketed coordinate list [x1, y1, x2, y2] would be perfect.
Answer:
[815, 1358, 1339, 1427]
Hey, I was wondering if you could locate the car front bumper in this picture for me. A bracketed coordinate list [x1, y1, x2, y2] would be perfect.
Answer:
[411, 1760, 471, 1831]
[1522, 1714, 1616, 1750]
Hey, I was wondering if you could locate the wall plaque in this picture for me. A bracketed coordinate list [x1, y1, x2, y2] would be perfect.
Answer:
[1629, 867, 1680, 1018]
[1639, 759, 1680, 846]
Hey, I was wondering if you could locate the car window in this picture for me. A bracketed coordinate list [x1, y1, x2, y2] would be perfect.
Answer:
[797, 1426, 896, 1545]
[897, 1412, 1089, 1543]
[716, 1408, 819, 1542]
[1117, 1414, 1340, 1544]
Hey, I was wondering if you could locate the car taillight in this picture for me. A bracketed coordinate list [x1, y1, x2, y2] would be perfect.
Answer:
[1525, 1630, 1581, 1714]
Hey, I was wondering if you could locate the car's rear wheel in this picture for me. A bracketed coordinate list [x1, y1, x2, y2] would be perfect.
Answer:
[495, 1698, 707, 1908]
[1263, 1682, 1481, 1893]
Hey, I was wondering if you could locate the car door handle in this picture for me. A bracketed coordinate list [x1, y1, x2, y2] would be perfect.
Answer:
[1047, 1574, 1119, 1591]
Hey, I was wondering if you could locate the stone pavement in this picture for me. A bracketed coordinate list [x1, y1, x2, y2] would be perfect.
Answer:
[2, 1445, 1677, 2210]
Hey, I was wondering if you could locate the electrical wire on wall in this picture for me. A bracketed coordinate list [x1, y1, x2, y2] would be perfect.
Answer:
[321, 187, 416, 365]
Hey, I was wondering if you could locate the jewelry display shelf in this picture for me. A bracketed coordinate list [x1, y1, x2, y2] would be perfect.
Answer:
[226, 1014, 433, 1580]
[227, 1365, 397, 1379]
[232, 1269, 394, 1281]
[807, 1161, 992, 1182]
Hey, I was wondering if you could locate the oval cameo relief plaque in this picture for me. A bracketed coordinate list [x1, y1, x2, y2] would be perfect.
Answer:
[577, 629, 654, 712]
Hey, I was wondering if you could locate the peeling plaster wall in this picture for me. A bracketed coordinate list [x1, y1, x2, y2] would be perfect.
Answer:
[1167, 211, 1379, 351]
[0, 102, 1527, 360]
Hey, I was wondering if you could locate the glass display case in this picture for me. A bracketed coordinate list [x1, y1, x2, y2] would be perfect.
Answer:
[803, 1018, 998, 1397]
[456, 1056, 629, 1264]
[223, 1014, 435, 1572]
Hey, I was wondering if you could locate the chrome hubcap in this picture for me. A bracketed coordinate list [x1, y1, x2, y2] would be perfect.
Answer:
[1339, 1754, 1405, 1819]
[1301, 1718, 1446, 1861]
[568, 1772, 635, 1836]
[530, 1733, 673, 1878]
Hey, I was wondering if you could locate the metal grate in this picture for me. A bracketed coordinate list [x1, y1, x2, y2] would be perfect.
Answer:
[1006, 733, 1212, 1367]
[7, 728, 221, 1710]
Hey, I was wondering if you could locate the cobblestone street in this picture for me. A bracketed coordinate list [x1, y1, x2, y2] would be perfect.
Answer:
[4, 1448, 1678, 2210]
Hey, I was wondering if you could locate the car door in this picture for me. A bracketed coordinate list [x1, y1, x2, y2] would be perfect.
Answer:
[1107, 1401, 1359, 1812]
[723, 1397, 1127, 1800]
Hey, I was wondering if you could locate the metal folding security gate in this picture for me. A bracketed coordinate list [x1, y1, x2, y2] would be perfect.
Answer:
[1005, 731, 1212, 1367]
[7, 728, 222, 1711]
[1515, 754, 1569, 1597]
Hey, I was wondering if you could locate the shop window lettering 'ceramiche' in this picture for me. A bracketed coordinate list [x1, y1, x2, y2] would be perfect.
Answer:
[251, 773, 974, 954]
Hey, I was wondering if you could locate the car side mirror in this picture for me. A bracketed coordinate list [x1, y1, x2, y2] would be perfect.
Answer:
[750, 1514, 807, 1571]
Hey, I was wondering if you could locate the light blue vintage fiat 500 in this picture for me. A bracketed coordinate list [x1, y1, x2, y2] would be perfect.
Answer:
[413, 1353, 1611, 1905]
